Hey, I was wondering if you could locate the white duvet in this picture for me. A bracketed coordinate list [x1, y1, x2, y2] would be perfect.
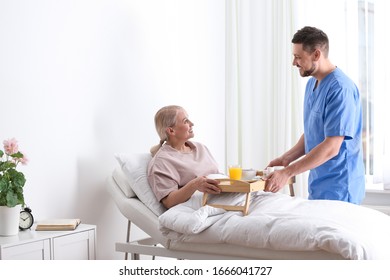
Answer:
[159, 191, 390, 260]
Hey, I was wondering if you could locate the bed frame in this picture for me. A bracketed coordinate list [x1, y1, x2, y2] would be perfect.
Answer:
[107, 168, 347, 260]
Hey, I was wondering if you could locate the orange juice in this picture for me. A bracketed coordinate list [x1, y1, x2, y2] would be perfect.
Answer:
[229, 166, 242, 180]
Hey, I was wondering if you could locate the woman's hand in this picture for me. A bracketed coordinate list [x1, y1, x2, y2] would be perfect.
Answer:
[161, 176, 221, 208]
[192, 176, 221, 194]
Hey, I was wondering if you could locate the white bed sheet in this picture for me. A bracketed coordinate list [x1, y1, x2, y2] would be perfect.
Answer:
[159, 191, 390, 260]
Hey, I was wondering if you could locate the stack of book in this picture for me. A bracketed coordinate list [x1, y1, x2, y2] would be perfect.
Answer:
[35, 219, 81, 231]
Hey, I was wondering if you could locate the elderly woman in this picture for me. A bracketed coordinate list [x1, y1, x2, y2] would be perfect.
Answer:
[147, 105, 222, 208]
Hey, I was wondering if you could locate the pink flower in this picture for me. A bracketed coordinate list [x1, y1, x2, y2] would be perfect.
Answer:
[3, 138, 19, 155]
[19, 152, 29, 165]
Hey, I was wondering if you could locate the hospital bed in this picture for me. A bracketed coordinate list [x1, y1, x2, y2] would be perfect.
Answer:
[105, 153, 390, 260]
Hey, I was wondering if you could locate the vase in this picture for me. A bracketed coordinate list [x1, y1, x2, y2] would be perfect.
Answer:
[0, 205, 21, 236]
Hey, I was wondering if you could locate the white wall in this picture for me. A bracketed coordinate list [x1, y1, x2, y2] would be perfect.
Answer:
[0, 0, 225, 259]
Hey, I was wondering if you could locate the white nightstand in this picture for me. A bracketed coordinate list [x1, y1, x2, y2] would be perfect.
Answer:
[0, 223, 96, 260]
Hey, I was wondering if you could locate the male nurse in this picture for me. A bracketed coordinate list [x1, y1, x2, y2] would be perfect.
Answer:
[264, 26, 365, 204]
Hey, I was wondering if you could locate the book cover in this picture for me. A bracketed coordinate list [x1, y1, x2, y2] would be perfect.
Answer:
[35, 218, 81, 231]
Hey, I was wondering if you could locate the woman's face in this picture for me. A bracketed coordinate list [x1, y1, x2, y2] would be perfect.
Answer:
[170, 109, 194, 141]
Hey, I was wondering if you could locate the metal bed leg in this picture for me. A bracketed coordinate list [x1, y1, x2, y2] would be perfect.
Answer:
[289, 184, 295, 197]
[124, 219, 157, 260]
[125, 220, 131, 260]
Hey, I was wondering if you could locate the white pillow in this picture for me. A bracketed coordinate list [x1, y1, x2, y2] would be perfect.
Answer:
[112, 167, 136, 198]
[115, 153, 167, 216]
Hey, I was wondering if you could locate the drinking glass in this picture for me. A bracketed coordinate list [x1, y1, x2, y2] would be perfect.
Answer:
[228, 165, 242, 180]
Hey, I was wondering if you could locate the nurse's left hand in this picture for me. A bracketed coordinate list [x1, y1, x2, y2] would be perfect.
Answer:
[264, 169, 290, 193]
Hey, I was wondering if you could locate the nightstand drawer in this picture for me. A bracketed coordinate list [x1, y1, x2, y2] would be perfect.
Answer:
[1, 239, 51, 260]
[53, 229, 95, 260]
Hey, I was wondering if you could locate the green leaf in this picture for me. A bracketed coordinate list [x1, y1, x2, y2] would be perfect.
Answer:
[8, 169, 26, 187]
[16, 190, 24, 205]
[11, 151, 24, 159]
[6, 191, 19, 207]
[0, 177, 7, 192]
[0, 161, 16, 172]
[0, 150, 4, 157]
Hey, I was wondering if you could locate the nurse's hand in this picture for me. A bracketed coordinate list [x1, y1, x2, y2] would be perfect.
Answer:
[264, 169, 290, 193]
[267, 156, 289, 168]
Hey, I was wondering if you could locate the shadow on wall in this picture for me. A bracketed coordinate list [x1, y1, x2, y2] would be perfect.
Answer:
[75, 152, 151, 260]
[75, 156, 126, 260]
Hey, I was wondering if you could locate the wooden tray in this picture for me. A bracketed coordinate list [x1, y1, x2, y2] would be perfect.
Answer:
[202, 179, 265, 216]
[214, 178, 265, 193]
[202, 175, 296, 215]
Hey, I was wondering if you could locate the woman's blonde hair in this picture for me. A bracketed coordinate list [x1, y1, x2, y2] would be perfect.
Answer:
[150, 105, 183, 156]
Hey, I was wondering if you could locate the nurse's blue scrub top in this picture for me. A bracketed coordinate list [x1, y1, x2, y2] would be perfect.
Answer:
[304, 67, 365, 204]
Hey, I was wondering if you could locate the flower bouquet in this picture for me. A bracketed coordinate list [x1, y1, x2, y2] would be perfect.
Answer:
[0, 138, 28, 207]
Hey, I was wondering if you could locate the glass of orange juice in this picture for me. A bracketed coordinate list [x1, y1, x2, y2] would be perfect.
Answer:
[229, 164, 242, 180]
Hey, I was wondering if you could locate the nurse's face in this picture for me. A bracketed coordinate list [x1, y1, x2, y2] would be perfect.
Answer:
[292, 44, 317, 77]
